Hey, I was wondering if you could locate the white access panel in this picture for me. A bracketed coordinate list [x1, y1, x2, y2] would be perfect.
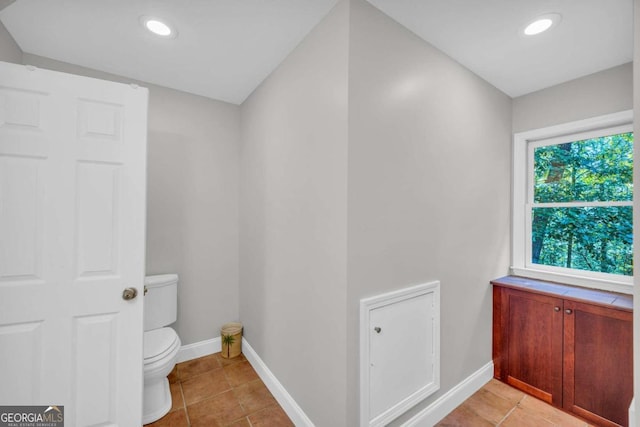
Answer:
[360, 281, 440, 427]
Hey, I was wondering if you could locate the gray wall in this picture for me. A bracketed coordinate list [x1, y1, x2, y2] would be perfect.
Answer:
[239, 1, 349, 425]
[144, 83, 239, 345]
[240, 1, 513, 425]
[0, 17, 20, 63]
[513, 62, 632, 133]
[346, 1, 512, 424]
[18, 52, 241, 346]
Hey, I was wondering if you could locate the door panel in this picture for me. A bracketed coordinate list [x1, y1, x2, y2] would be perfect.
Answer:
[0, 61, 147, 426]
[75, 161, 121, 277]
[73, 313, 118, 426]
[0, 156, 44, 281]
[563, 300, 633, 427]
[506, 289, 563, 406]
[0, 321, 43, 403]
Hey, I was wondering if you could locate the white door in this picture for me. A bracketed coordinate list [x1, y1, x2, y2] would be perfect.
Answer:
[0, 61, 148, 426]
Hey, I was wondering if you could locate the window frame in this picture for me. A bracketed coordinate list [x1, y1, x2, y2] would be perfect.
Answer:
[512, 110, 634, 294]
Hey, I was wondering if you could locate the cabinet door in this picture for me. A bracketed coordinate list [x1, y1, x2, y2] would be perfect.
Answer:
[563, 301, 633, 427]
[505, 289, 564, 406]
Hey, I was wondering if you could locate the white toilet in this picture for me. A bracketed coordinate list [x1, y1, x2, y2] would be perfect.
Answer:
[143, 274, 182, 425]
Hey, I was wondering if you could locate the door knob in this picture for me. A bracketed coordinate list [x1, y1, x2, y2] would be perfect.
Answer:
[122, 287, 138, 301]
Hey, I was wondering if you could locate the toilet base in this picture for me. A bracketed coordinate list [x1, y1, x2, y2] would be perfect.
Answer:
[143, 376, 172, 425]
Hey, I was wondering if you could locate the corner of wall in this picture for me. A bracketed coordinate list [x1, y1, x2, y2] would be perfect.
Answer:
[632, 2, 640, 427]
[238, 1, 349, 425]
[0, 17, 23, 64]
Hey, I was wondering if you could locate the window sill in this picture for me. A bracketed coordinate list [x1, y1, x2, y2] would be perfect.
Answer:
[509, 266, 633, 296]
[492, 275, 633, 311]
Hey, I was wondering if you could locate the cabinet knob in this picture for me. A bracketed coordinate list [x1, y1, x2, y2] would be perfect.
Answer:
[374, 327, 382, 334]
[565, 309, 573, 315]
[554, 306, 560, 312]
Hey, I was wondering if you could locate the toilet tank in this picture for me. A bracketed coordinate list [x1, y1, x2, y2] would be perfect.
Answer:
[144, 274, 178, 331]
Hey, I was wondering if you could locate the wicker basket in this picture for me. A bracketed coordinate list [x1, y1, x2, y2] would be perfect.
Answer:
[220, 322, 243, 359]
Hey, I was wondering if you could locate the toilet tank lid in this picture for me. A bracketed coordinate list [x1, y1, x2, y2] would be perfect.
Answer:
[145, 274, 178, 287]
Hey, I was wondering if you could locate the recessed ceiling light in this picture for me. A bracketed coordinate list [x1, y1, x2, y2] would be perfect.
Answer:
[523, 13, 561, 36]
[140, 16, 177, 38]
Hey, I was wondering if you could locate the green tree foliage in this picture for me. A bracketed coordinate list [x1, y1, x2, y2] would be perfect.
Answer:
[531, 132, 633, 276]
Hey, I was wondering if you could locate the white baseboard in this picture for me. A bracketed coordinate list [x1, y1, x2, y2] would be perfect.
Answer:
[630, 398, 635, 427]
[402, 361, 494, 427]
[241, 338, 315, 426]
[176, 336, 221, 363]
[174, 336, 313, 425]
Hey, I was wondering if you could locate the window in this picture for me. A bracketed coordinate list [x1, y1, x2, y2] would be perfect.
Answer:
[512, 111, 633, 293]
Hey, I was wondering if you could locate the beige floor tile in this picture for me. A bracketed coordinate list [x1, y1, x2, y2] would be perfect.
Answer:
[435, 402, 495, 426]
[145, 408, 190, 427]
[233, 379, 277, 414]
[181, 368, 232, 405]
[247, 404, 294, 427]
[169, 382, 184, 413]
[517, 395, 588, 426]
[168, 366, 179, 384]
[500, 406, 555, 427]
[223, 360, 260, 387]
[224, 417, 252, 427]
[483, 379, 525, 406]
[177, 354, 221, 381]
[465, 388, 515, 424]
[215, 352, 247, 367]
[188, 390, 246, 427]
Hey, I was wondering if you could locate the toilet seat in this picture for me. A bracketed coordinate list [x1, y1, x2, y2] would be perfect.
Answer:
[144, 327, 180, 366]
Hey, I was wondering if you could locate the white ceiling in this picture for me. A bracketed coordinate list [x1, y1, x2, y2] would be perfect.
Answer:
[0, 0, 633, 104]
[368, 0, 633, 97]
[0, 0, 339, 105]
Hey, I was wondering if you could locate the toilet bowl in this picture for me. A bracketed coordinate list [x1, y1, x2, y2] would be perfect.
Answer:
[143, 327, 181, 424]
[143, 274, 181, 425]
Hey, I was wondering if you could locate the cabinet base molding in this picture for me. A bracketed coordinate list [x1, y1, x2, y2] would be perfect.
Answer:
[506, 376, 552, 404]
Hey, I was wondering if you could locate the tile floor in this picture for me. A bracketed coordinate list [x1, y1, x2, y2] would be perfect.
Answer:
[436, 379, 594, 427]
[145, 352, 293, 427]
[150, 356, 593, 427]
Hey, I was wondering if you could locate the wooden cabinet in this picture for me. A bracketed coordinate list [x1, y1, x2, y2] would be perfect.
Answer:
[492, 276, 633, 427]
